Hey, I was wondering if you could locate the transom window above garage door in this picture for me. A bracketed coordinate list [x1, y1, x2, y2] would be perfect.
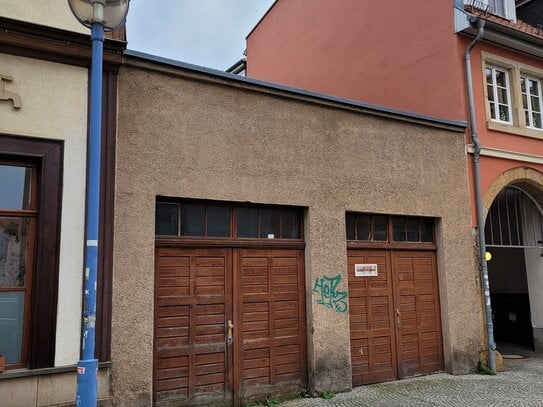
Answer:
[155, 199, 302, 239]
[346, 213, 434, 243]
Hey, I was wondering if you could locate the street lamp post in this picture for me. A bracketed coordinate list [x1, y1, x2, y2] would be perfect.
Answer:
[67, 1, 129, 405]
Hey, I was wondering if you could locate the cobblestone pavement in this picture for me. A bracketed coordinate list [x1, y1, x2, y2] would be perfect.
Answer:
[276, 353, 543, 407]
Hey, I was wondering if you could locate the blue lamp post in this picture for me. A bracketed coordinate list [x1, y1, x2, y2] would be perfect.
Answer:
[67, 1, 129, 405]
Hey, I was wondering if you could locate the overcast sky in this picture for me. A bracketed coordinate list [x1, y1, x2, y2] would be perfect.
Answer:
[125, 0, 275, 71]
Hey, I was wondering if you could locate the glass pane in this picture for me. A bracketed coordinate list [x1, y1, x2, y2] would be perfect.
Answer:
[346, 213, 356, 240]
[533, 113, 542, 129]
[237, 207, 258, 238]
[485, 68, 493, 84]
[498, 104, 510, 122]
[497, 88, 508, 104]
[406, 219, 420, 242]
[181, 203, 205, 236]
[356, 215, 371, 241]
[495, 70, 507, 88]
[531, 96, 541, 112]
[281, 209, 300, 239]
[206, 205, 230, 237]
[421, 219, 434, 242]
[487, 85, 494, 102]
[521, 77, 526, 93]
[529, 79, 538, 95]
[155, 203, 179, 236]
[525, 110, 531, 127]
[522, 94, 528, 110]
[489, 0, 505, 15]
[0, 291, 24, 364]
[259, 208, 280, 238]
[0, 218, 29, 287]
[0, 165, 32, 210]
[372, 216, 387, 241]
[393, 218, 406, 241]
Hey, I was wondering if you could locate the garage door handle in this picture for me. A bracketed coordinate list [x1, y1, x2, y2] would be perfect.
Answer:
[396, 309, 401, 328]
[227, 320, 234, 342]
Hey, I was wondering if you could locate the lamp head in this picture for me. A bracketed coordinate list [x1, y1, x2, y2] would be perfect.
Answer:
[68, 0, 129, 31]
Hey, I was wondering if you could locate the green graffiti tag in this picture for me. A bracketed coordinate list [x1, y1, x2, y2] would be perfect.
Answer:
[313, 275, 348, 313]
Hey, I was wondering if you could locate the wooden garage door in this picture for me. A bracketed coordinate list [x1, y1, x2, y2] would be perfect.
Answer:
[154, 247, 306, 406]
[154, 248, 233, 406]
[236, 249, 307, 401]
[348, 249, 443, 385]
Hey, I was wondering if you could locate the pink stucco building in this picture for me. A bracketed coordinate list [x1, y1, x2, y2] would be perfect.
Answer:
[246, 0, 543, 380]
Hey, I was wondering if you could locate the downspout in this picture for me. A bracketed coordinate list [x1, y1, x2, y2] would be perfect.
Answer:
[464, 18, 496, 373]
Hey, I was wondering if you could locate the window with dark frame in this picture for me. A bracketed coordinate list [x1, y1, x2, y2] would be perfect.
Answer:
[346, 213, 434, 243]
[155, 200, 302, 240]
[0, 161, 38, 369]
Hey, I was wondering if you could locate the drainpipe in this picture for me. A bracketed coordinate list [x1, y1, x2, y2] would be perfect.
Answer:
[464, 18, 496, 374]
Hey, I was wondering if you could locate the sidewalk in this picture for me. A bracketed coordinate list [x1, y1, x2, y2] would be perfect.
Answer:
[277, 352, 543, 406]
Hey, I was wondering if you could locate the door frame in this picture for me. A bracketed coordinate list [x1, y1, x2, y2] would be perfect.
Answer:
[154, 239, 307, 406]
[347, 246, 443, 385]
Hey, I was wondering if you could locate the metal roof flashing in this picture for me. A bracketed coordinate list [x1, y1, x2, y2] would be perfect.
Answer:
[124, 49, 467, 131]
[460, 19, 543, 59]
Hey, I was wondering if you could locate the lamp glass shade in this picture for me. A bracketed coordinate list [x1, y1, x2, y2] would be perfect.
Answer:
[68, 0, 129, 30]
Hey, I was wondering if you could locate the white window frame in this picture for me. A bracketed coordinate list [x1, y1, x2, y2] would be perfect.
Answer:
[486, 65, 513, 125]
[520, 75, 543, 131]
[475, 0, 516, 20]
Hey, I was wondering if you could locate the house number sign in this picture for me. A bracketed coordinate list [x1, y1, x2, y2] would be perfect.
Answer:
[354, 263, 378, 277]
[0, 74, 22, 110]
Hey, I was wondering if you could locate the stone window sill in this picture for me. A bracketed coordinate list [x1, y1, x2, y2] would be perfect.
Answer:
[0, 361, 111, 380]
[487, 120, 543, 140]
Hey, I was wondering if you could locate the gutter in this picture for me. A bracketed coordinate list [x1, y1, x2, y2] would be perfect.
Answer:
[464, 18, 496, 374]
[460, 19, 543, 60]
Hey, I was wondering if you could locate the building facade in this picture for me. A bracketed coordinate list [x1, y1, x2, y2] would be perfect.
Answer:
[111, 51, 482, 405]
[246, 0, 543, 355]
[0, 1, 123, 405]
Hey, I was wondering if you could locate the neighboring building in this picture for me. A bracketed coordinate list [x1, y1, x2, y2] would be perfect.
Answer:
[245, 0, 543, 357]
[0, 2, 124, 405]
[111, 50, 481, 405]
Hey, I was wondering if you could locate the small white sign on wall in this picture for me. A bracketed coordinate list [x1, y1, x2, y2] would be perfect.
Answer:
[354, 263, 378, 277]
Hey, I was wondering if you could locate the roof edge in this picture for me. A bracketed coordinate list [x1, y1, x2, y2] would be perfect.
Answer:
[124, 49, 468, 130]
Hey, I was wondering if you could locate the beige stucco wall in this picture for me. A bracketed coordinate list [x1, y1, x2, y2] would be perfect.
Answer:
[112, 57, 482, 405]
[0, 53, 88, 367]
[0, 368, 110, 406]
[0, 0, 87, 34]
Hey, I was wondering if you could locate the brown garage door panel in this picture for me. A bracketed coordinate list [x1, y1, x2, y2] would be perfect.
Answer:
[237, 250, 307, 400]
[348, 251, 397, 385]
[154, 248, 233, 405]
[393, 251, 443, 378]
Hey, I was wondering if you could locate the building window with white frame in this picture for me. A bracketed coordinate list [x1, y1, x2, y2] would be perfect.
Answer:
[466, 0, 515, 20]
[521, 75, 543, 130]
[485, 66, 513, 124]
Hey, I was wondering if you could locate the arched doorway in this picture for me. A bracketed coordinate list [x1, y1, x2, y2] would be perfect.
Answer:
[485, 186, 543, 352]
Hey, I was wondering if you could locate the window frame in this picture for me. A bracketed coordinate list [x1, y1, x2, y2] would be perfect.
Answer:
[0, 135, 63, 369]
[520, 75, 543, 131]
[0, 160, 39, 369]
[485, 65, 513, 125]
[481, 52, 543, 139]
[345, 212, 436, 250]
[155, 198, 304, 245]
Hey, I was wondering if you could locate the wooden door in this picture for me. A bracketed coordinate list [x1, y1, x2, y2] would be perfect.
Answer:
[347, 250, 397, 385]
[392, 251, 443, 378]
[347, 249, 443, 386]
[235, 249, 307, 404]
[154, 247, 307, 406]
[154, 248, 233, 406]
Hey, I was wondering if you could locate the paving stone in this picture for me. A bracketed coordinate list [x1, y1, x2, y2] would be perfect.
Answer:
[276, 356, 543, 407]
